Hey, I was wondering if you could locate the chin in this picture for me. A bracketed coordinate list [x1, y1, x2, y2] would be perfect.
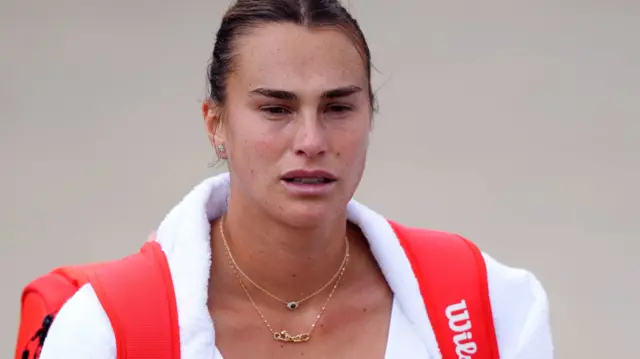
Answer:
[274, 200, 344, 229]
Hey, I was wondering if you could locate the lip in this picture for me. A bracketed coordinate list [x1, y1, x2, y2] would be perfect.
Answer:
[281, 169, 337, 180]
[280, 169, 338, 196]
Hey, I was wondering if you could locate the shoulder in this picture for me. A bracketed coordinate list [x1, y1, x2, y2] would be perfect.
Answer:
[382, 222, 554, 356]
[39, 284, 116, 359]
[482, 252, 554, 358]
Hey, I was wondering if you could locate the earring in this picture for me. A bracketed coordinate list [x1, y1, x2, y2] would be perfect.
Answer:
[217, 144, 226, 153]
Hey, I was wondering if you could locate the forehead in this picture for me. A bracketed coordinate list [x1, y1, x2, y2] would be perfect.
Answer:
[230, 23, 368, 92]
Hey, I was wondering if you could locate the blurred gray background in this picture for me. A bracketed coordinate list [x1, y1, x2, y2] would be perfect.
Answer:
[1, 0, 638, 357]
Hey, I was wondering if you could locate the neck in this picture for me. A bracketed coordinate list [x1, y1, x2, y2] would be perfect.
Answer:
[212, 192, 349, 304]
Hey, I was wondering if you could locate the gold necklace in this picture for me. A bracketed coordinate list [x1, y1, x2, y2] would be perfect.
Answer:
[218, 217, 349, 343]
[219, 215, 349, 311]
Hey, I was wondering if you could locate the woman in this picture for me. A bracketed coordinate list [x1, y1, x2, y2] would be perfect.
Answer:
[39, 0, 553, 358]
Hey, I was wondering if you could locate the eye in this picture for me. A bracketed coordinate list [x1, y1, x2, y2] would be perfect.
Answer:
[325, 104, 353, 113]
[261, 106, 292, 116]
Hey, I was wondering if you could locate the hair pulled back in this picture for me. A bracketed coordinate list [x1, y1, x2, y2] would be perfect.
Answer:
[207, 0, 374, 110]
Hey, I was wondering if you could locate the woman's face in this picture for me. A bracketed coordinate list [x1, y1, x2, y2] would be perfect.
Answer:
[204, 23, 372, 228]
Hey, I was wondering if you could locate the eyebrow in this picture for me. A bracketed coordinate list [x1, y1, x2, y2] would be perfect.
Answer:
[249, 85, 362, 100]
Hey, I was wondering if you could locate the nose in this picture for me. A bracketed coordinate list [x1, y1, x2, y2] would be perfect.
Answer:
[292, 112, 328, 158]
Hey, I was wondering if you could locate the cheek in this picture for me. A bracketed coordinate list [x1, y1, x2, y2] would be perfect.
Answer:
[339, 125, 370, 159]
[337, 131, 368, 194]
[333, 130, 369, 187]
[229, 111, 276, 162]
[254, 137, 275, 158]
[239, 125, 286, 171]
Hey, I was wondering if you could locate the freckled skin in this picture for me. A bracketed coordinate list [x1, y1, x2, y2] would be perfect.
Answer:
[205, 23, 391, 359]
[212, 23, 371, 229]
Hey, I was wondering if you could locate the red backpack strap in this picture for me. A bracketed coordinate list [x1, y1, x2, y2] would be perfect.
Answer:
[16, 261, 118, 359]
[389, 221, 500, 359]
[16, 270, 85, 359]
[90, 240, 180, 359]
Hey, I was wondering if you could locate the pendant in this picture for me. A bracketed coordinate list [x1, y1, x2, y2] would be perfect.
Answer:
[286, 301, 299, 310]
[273, 330, 310, 343]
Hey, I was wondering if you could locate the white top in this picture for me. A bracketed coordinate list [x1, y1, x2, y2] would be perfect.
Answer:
[40, 172, 554, 359]
[383, 298, 430, 358]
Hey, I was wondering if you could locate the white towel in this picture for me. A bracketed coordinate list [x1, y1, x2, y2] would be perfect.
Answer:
[40, 172, 553, 359]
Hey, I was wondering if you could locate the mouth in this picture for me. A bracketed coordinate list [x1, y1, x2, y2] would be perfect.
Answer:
[281, 177, 336, 184]
[280, 170, 338, 194]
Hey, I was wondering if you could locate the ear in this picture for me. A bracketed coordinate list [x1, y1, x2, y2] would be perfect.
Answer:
[202, 100, 227, 158]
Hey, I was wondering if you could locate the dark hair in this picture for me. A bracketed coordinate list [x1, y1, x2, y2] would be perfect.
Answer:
[207, 0, 375, 110]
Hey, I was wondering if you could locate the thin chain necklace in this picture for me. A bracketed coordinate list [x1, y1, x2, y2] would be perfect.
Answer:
[218, 217, 349, 343]
[219, 215, 349, 311]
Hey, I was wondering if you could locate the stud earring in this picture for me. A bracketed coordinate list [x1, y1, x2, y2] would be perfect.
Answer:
[217, 144, 226, 153]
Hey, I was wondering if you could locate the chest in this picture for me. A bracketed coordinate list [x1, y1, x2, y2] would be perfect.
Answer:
[210, 297, 429, 359]
[212, 295, 393, 359]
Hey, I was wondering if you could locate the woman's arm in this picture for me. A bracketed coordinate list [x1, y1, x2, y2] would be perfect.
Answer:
[484, 253, 554, 358]
[39, 284, 116, 359]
